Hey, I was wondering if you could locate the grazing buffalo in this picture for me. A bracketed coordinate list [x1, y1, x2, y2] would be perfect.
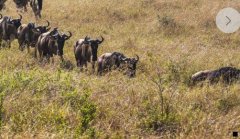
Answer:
[0, 14, 22, 48]
[97, 52, 139, 77]
[17, 20, 51, 52]
[0, 0, 6, 11]
[35, 28, 72, 62]
[191, 66, 240, 85]
[74, 36, 104, 71]
[30, 0, 42, 18]
[13, 0, 29, 11]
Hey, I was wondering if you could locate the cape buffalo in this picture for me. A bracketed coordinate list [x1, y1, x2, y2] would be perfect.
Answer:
[0, 14, 22, 48]
[74, 36, 104, 71]
[17, 20, 51, 52]
[35, 28, 72, 62]
[191, 66, 240, 85]
[97, 52, 139, 77]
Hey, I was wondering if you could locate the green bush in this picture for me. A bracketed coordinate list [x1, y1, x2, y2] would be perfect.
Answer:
[140, 102, 180, 135]
[65, 89, 97, 137]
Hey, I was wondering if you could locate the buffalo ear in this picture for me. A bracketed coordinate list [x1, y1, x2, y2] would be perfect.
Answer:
[84, 36, 88, 41]
[32, 28, 40, 33]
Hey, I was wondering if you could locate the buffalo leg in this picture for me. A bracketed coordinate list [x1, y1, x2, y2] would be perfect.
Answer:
[7, 40, 11, 48]
[84, 62, 88, 71]
[92, 61, 96, 72]
[79, 60, 84, 71]
[38, 50, 43, 62]
[76, 59, 80, 67]
[24, 6, 27, 12]
[27, 45, 30, 53]
[18, 41, 25, 51]
[46, 55, 50, 63]
[97, 62, 103, 76]
[51, 57, 54, 64]
[34, 47, 38, 58]
[76, 60, 80, 67]
[9, 35, 15, 48]
[0, 36, 2, 48]
[0, 39, 2, 49]
[60, 56, 64, 62]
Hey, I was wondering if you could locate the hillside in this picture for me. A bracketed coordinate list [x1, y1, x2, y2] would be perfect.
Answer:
[0, 0, 240, 138]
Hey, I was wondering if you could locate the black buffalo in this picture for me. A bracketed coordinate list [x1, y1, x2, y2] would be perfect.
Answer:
[17, 20, 51, 52]
[97, 52, 139, 77]
[0, 14, 22, 48]
[35, 28, 72, 62]
[74, 36, 104, 71]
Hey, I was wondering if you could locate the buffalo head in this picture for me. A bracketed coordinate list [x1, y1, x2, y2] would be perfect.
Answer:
[121, 55, 139, 77]
[35, 20, 51, 33]
[88, 36, 104, 61]
[10, 14, 22, 29]
[56, 31, 72, 56]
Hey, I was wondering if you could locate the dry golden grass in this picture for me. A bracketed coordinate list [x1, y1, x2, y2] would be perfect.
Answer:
[0, 0, 240, 138]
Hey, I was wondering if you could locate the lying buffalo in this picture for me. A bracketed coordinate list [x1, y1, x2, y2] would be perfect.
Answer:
[74, 36, 104, 71]
[191, 66, 240, 85]
[97, 52, 139, 77]
[35, 28, 72, 62]
[17, 20, 51, 52]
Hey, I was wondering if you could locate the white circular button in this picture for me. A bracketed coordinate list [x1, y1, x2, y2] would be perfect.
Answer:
[216, 7, 240, 33]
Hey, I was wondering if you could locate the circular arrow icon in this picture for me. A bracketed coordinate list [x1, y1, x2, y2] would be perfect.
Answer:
[216, 7, 240, 33]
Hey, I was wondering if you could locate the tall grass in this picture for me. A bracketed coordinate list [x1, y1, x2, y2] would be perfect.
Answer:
[0, 0, 240, 138]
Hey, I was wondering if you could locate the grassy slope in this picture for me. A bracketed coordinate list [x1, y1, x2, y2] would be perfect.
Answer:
[0, 0, 240, 138]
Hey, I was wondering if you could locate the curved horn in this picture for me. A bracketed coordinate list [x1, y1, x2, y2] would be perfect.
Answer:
[97, 36, 104, 44]
[45, 20, 50, 27]
[135, 55, 139, 61]
[84, 36, 88, 41]
[135, 55, 139, 62]
[64, 31, 72, 40]
[18, 14, 22, 20]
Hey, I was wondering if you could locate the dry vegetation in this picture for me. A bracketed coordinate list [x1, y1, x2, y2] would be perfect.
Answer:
[0, 0, 240, 138]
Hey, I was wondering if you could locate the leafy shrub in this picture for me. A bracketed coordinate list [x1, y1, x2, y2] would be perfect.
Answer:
[140, 72, 180, 136]
[140, 101, 180, 135]
[65, 89, 97, 138]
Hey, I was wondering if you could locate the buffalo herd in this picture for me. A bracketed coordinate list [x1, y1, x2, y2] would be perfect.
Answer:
[0, 13, 140, 78]
[0, 6, 240, 83]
